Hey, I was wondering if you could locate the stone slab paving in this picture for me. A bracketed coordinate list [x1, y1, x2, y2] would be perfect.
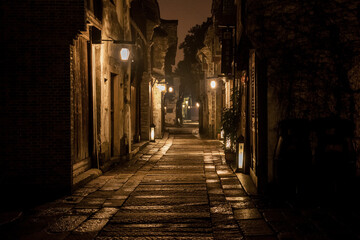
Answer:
[1, 129, 359, 240]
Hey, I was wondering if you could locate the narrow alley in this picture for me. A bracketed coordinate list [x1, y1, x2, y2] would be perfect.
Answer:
[1, 124, 358, 240]
[2, 1, 360, 239]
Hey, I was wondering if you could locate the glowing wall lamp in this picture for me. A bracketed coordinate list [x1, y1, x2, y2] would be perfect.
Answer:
[210, 80, 216, 89]
[196, 102, 200, 108]
[120, 48, 130, 61]
[100, 39, 135, 62]
[236, 136, 245, 172]
[150, 123, 156, 142]
[168, 87, 174, 93]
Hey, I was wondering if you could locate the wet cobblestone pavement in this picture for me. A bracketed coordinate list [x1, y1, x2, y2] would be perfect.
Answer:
[1, 128, 359, 239]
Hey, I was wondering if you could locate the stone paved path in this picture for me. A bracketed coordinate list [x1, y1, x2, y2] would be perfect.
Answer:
[1, 128, 359, 239]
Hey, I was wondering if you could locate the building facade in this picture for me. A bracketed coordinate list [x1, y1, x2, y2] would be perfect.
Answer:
[197, 0, 360, 193]
[0, 0, 176, 206]
[234, 0, 360, 192]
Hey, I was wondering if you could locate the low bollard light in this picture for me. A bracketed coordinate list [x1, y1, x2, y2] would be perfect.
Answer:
[236, 136, 245, 172]
[150, 123, 156, 142]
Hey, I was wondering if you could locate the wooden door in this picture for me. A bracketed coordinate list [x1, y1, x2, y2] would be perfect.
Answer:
[111, 73, 121, 157]
[72, 36, 92, 177]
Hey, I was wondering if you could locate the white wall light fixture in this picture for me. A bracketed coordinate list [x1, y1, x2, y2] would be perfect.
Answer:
[210, 80, 216, 89]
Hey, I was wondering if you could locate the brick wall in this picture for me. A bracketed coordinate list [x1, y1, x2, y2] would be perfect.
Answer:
[247, 0, 360, 121]
[0, 1, 85, 206]
[244, 0, 360, 180]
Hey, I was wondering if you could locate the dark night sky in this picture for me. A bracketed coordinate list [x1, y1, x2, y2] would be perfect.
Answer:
[157, 0, 212, 67]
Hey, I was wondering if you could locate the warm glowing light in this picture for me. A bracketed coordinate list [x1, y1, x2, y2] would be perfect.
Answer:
[221, 129, 224, 139]
[150, 124, 155, 142]
[196, 102, 200, 108]
[157, 85, 166, 91]
[168, 87, 173, 93]
[185, 100, 188, 104]
[182, 104, 185, 108]
[120, 48, 130, 61]
[188, 106, 191, 109]
[150, 129, 155, 141]
[238, 143, 244, 169]
[210, 80, 216, 89]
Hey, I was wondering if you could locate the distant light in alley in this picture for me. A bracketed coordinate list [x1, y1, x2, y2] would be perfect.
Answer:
[188, 106, 191, 109]
[196, 102, 200, 108]
[168, 86, 173, 92]
[182, 104, 185, 108]
[157, 85, 166, 91]
[210, 80, 216, 89]
[226, 137, 231, 149]
[120, 48, 130, 61]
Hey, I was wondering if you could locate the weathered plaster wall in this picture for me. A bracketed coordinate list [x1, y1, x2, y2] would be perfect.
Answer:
[153, 83, 163, 138]
[98, 0, 132, 168]
[152, 28, 169, 75]
[161, 20, 178, 74]
[131, 0, 162, 142]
